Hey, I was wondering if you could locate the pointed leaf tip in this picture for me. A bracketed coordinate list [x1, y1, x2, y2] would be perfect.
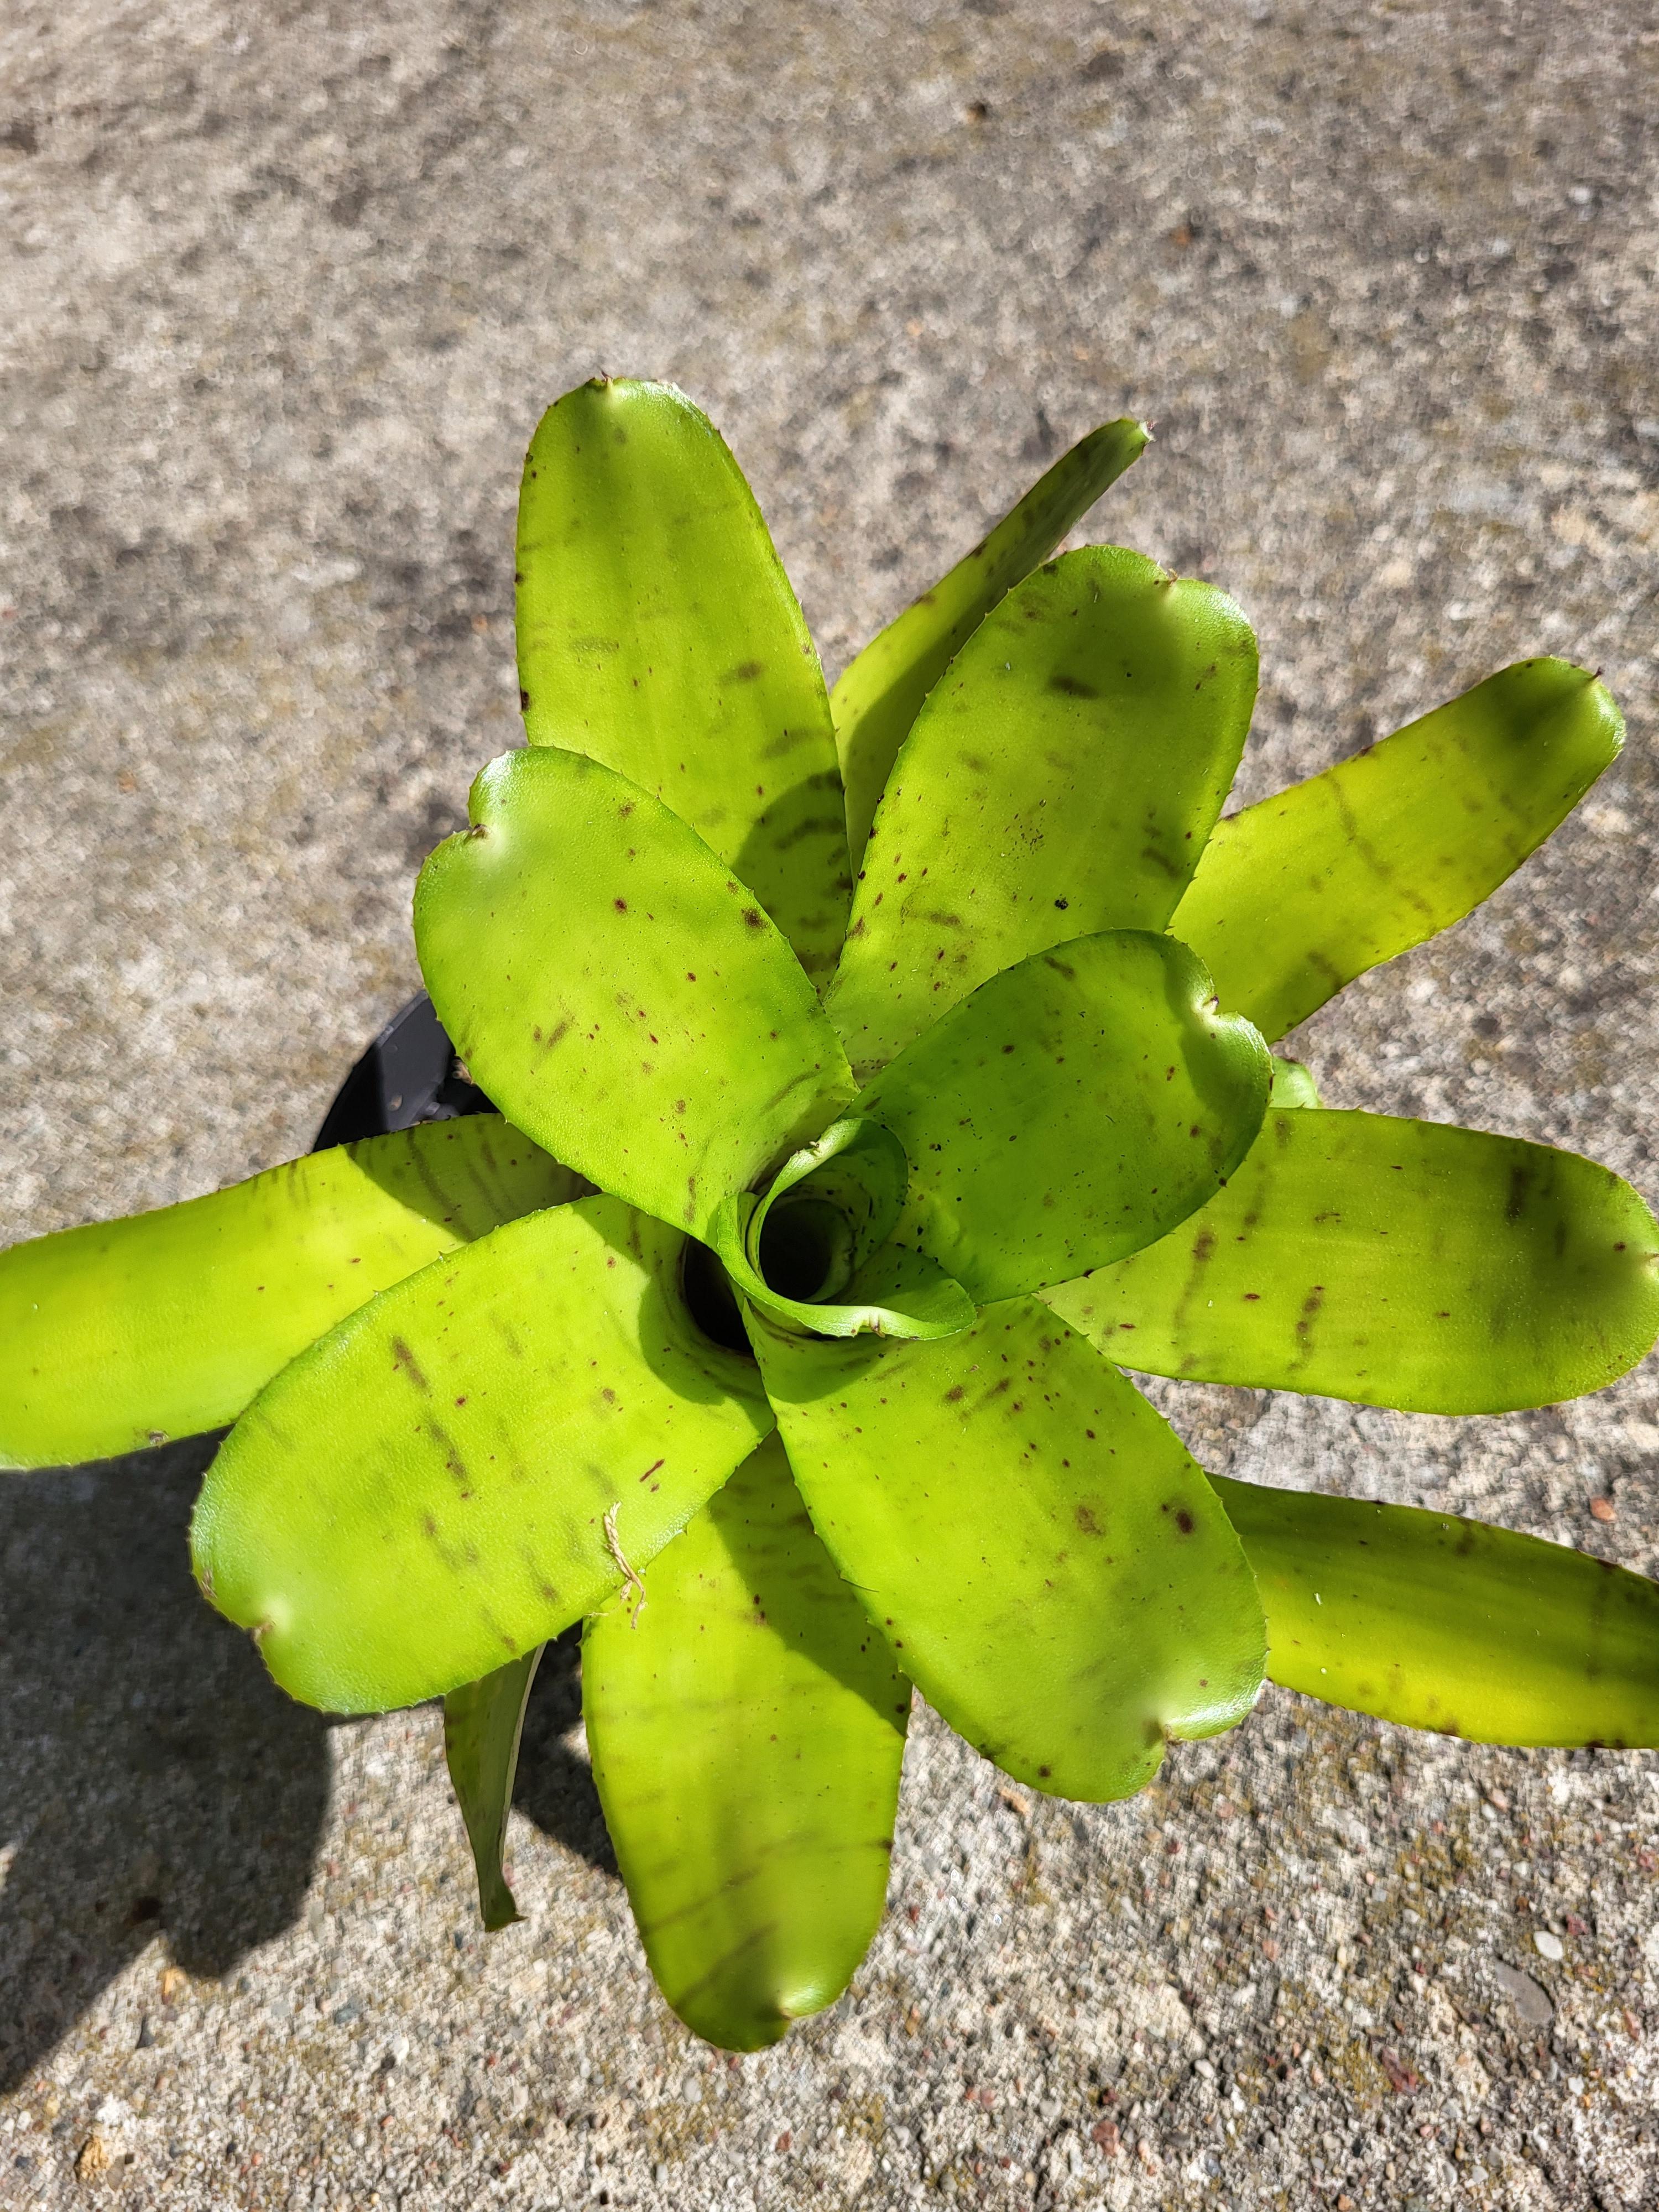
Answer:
[832, 418, 1150, 870]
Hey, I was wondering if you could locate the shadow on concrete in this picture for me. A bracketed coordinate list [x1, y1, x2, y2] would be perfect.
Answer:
[512, 1629, 617, 1878]
[0, 1434, 330, 2095]
[0, 1438, 619, 2095]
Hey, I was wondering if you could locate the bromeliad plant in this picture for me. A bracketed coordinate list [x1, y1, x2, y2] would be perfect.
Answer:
[5, 379, 1658, 2054]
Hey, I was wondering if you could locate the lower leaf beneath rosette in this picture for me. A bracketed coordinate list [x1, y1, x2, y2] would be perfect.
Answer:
[748, 1297, 1265, 1802]
[444, 1645, 544, 1931]
[191, 1193, 772, 1714]
[583, 1435, 910, 2052]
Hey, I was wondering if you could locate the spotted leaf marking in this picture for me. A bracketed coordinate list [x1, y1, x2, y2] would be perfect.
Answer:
[191, 1194, 772, 1713]
[1171, 659, 1623, 1041]
[0, 1117, 577, 1470]
[832, 419, 1149, 872]
[749, 1296, 1264, 1802]
[1045, 1108, 1659, 1413]
[1214, 1475, 1659, 1747]
[828, 545, 1256, 1075]
[585, 1436, 909, 2051]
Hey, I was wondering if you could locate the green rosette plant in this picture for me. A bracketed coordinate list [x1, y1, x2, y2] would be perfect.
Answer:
[4, 378, 1657, 2055]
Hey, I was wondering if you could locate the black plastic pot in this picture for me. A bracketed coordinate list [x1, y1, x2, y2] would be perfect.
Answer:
[312, 994, 491, 1150]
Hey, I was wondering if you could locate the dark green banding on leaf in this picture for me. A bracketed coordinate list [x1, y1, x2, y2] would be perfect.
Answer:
[415, 748, 855, 1243]
[444, 1646, 543, 1930]
[750, 1297, 1264, 1802]
[855, 931, 1270, 1302]
[585, 1436, 909, 2051]
[828, 545, 1257, 1073]
[1171, 659, 1623, 1041]
[1044, 1108, 1659, 1414]
[833, 419, 1149, 870]
[1214, 1475, 1659, 1747]
[0, 1118, 577, 1471]
[516, 379, 851, 980]
[191, 1194, 771, 1713]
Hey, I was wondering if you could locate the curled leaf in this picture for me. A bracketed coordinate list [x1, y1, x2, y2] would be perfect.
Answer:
[857, 931, 1271, 1301]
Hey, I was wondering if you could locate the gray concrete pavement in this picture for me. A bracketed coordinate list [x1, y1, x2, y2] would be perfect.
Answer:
[3, 2, 1659, 2205]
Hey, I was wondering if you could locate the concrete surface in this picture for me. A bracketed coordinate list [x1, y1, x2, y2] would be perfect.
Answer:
[3, 1, 1659, 2205]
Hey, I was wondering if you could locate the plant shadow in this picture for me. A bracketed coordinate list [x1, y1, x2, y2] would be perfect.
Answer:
[0, 1434, 331, 2095]
[511, 1629, 617, 1877]
[0, 1435, 627, 2095]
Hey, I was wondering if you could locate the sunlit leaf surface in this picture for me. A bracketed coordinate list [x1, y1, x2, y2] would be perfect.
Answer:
[191, 1194, 771, 1713]
[1046, 1108, 1659, 1413]
[828, 546, 1256, 1073]
[752, 1298, 1264, 1802]
[585, 1437, 909, 2051]
[856, 932, 1270, 1301]
[1172, 659, 1623, 1040]
[517, 378, 851, 980]
[0, 1118, 575, 1470]
[415, 748, 854, 1240]
[1215, 1475, 1659, 1747]
[833, 419, 1148, 869]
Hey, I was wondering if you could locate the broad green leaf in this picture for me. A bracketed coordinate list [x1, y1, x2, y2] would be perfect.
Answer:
[750, 1298, 1264, 1801]
[444, 1646, 543, 1930]
[827, 547, 1258, 1073]
[855, 932, 1270, 1302]
[585, 1436, 910, 2051]
[517, 378, 850, 980]
[833, 419, 1149, 870]
[191, 1194, 772, 1713]
[1213, 1475, 1659, 1747]
[1045, 1108, 1659, 1415]
[1171, 659, 1623, 1041]
[0, 1118, 575, 1470]
[415, 748, 855, 1241]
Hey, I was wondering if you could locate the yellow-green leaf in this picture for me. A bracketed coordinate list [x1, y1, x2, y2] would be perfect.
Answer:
[1214, 1475, 1659, 1746]
[415, 748, 855, 1241]
[750, 1299, 1264, 1802]
[517, 378, 850, 980]
[832, 419, 1149, 870]
[827, 547, 1256, 1073]
[1045, 1108, 1659, 1413]
[584, 1437, 909, 2051]
[191, 1194, 771, 1713]
[0, 1118, 575, 1470]
[856, 933, 1270, 1301]
[1171, 659, 1623, 1041]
